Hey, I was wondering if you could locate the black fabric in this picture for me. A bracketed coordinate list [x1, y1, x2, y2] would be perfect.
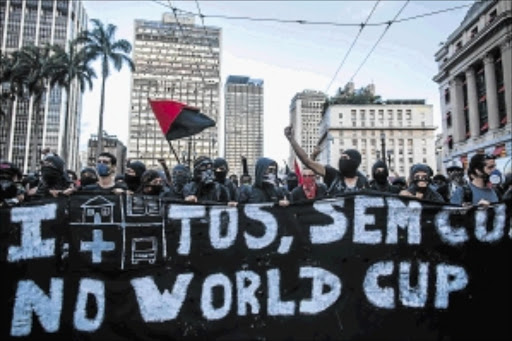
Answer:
[290, 182, 328, 203]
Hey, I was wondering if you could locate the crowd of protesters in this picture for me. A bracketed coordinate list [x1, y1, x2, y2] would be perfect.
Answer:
[1, 127, 511, 209]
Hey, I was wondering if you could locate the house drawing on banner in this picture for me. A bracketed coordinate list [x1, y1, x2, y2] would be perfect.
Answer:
[80, 196, 115, 224]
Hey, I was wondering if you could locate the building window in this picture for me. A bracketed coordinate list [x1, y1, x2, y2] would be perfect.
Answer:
[470, 26, 478, 39]
[444, 88, 450, 104]
[495, 52, 507, 127]
[489, 9, 497, 23]
[446, 111, 452, 127]
[455, 40, 463, 52]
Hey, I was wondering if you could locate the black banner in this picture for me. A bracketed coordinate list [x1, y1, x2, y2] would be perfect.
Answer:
[1, 193, 511, 340]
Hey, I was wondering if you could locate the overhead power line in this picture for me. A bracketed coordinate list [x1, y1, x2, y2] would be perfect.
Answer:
[325, 0, 381, 94]
[151, 0, 471, 28]
[349, 0, 410, 83]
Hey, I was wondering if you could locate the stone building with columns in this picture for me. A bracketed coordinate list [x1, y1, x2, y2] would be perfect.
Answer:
[433, 0, 511, 173]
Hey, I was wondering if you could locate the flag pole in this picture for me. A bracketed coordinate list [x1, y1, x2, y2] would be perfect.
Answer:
[167, 140, 181, 164]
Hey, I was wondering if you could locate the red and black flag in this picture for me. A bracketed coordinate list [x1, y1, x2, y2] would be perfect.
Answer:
[148, 99, 215, 140]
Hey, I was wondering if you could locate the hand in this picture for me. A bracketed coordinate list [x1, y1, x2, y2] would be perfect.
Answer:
[279, 199, 290, 207]
[62, 187, 76, 196]
[477, 199, 491, 208]
[49, 189, 61, 198]
[399, 190, 413, 197]
[227, 201, 238, 207]
[284, 125, 293, 140]
[185, 195, 198, 203]
[112, 188, 125, 195]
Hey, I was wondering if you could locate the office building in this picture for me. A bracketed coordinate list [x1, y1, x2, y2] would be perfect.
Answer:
[0, 0, 88, 173]
[433, 0, 511, 171]
[288, 90, 327, 170]
[224, 75, 264, 179]
[128, 13, 221, 169]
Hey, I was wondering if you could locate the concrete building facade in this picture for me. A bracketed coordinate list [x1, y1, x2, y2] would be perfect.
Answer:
[318, 100, 437, 178]
[87, 131, 127, 175]
[127, 13, 221, 170]
[433, 0, 511, 172]
[0, 0, 88, 173]
[288, 90, 327, 170]
[224, 75, 264, 179]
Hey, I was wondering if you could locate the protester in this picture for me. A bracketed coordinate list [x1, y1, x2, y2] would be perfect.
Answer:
[183, 156, 230, 203]
[138, 169, 165, 196]
[285, 124, 369, 197]
[285, 171, 300, 193]
[290, 167, 327, 203]
[162, 164, 190, 200]
[239, 157, 289, 206]
[369, 160, 400, 194]
[445, 160, 467, 201]
[78, 167, 99, 190]
[432, 173, 450, 202]
[124, 160, 146, 193]
[391, 176, 408, 191]
[450, 153, 500, 207]
[82, 152, 126, 194]
[399, 164, 444, 202]
[213, 157, 238, 203]
[228, 174, 239, 187]
[33, 154, 74, 198]
[0, 160, 23, 207]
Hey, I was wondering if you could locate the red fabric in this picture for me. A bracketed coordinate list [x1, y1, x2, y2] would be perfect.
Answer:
[148, 99, 187, 134]
[294, 159, 303, 185]
[302, 177, 317, 199]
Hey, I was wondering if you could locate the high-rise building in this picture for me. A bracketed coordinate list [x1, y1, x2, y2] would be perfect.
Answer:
[128, 13, 221, 170]
[0, 0, 88, 173]
[288, 90, 327, 169]
[224, 75, 264, 179]
[318, 99, 436, 178]
[433, 0, 511, 172]
[87, 131, 127, 175]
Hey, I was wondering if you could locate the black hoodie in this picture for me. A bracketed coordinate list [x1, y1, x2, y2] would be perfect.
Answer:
[246, 157, 288, 203]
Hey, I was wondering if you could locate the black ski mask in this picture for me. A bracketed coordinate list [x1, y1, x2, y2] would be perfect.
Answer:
[172, 164, 190, 192]
[194, 157, 215, 186]
[339, 149, 361, 178]
[213, 157, 229, 183]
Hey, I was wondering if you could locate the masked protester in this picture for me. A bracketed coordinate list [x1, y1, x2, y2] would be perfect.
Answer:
[239, 157, 289, 206]
[285, 172, 299, 193]
[125, 160, 146, 193]
[183, 156, 230, 203]
[369, 160, 400, 194]
[432, 174, 449, 202]
[137, 170, 165, 196]
[445, 160, 467, 201]
[290, 168, 327, 203]
[450, 153, 500, 207]
[392, 177, 407, 191]
[399, 164, 444, 202]
[79, 167, 99, 189]
[35, 155, 75, 198]
[162, 164, 190, 200]
[229, 174, 239, 187]
[0, 160, 23, 207]
[82, 152, 126, 195]
[213, 157, 238, 203]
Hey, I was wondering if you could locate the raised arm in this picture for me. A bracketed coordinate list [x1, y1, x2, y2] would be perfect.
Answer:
[284, 125, 326, 177]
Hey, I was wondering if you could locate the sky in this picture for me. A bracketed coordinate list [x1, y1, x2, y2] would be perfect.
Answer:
[79, 0, 473, 167]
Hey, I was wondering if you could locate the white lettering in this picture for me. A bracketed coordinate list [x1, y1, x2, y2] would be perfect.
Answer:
[201, 273, 232, 320]
[236, 271, 261, 316]
[434, 208, 469, 245]
[475, 204, 506, 242]
[244, 203, 278, 249]
[399, 261, 428, 308]
[267, 269, 295, 315]
[11, 278, 63, 336]
[310, 201, 348, 244]
[73, 278, 105, 331]
[435, 263, 468, 309]
[385, 198, 422, 244]
[354, 196, 385, 244]
[209, 207, 238, 249]
[8, 204, 57, 262]
[363, 261, 394, 309]
[168, 205, 206, 255]
[299, 267, 341, 314]
[131, 274, 193, 322]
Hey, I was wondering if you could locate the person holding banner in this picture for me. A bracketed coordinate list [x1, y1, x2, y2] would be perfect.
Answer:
[290, 167, 327, 203]
[240, 157, 290, 206]
[161, 164, 190, 200]
[82, 152, 126, 195]
[399, 164, 445, 202]
[284, 125, 369, 196]
[183, 156, 230, 204]
[450, 153, 500, 207]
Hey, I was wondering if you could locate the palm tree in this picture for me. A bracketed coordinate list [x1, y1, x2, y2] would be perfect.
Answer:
[0, 52, 24, 160]
[78, 19, 135, 158]
[49, 40, 96, 165]
[11, 44, 54, 171]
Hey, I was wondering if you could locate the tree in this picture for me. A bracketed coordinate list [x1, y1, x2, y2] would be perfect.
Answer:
[49, 40, 96, 165]
[78, 19, 135, 159]
[0, 52, 24, 160]
[11, 44, 54, 171]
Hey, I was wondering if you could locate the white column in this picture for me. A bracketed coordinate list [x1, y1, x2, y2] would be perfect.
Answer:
[483, 54, 499, 130]
[450, 78, 465, 143]
[500, 38, 512, 126]
[465, 68, 480, 138]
